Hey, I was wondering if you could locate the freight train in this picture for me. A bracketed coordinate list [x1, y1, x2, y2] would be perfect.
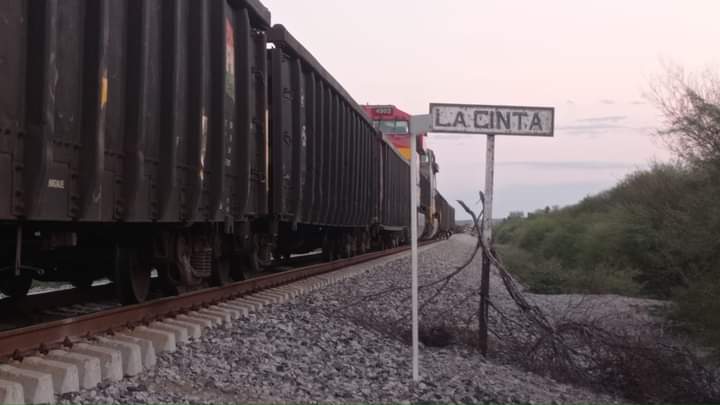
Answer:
[364, 105, 455, 240]
[0, 0, 455, 304]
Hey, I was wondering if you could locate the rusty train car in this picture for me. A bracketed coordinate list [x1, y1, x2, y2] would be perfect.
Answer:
[0, 0, 438, 304]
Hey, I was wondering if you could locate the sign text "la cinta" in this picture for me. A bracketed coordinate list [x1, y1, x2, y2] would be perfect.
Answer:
[430, 103, 554, 136]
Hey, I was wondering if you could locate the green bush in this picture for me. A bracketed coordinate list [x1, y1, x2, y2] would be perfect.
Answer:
[495, 162, 720, 353]
[495, 244, 639, 296]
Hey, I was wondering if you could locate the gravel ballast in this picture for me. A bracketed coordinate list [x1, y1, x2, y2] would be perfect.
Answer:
[60, 235, 648, 404]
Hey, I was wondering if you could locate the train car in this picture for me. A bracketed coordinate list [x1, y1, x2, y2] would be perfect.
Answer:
[0, 0, 274, 303]
[365, 104, 441, 240]
[266, 25, 408, 261]
[435, 192, 455, 239]
[419, 150, 440, 239]
[0, 0, 413, 304]
[379, 141, 411, 248]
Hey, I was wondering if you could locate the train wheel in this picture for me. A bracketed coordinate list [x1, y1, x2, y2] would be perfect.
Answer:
[157, 263, 180, 296]
[114, 247, 151, 305]
[211, 257, 230, 286]
[246, 250, 261, 274]
[322, 235, 335, 262]
[337, 235, 352, 259]
[211, 256, 244, 286]
[0, 274, 32, 298]
[69, 264, 95, 290]
[345, 235, 355, 258]
[357, 233, 367, 255]
[70, 276, 93, 290]
[232, 256, 247, 281]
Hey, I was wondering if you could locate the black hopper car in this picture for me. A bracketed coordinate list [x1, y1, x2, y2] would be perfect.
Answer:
[0, 0, 449, 304]
[434, 192, 455, 240]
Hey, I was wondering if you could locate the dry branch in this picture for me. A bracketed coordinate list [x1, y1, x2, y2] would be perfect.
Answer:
[334, 192, 720, 403]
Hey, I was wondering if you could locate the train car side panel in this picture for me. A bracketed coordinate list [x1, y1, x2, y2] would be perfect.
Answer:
[381, 142, 410, 231]
[1, 0, 269, 224]
[268, 24, 378, 231]
[0, 0, 26, 220]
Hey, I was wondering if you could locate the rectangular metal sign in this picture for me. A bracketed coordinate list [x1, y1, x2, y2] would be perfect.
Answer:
[409, 114, 431, 136]
[429, 103, 554, 136]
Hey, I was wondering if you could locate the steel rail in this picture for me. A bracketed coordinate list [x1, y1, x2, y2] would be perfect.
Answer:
[0, 243, 430, 361]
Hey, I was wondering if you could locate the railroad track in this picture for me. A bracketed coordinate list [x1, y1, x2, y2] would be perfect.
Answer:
[0, 243, 433, 403]
[0, 242, 431, 363]
[0, 252, 324, 333]
[0, 284, 119, 332]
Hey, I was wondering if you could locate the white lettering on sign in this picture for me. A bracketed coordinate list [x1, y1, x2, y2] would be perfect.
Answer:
[430, 103, 554, 136]
[48, 179, 65, 189]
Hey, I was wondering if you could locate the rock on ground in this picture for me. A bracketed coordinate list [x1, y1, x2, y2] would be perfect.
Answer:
[62, 235, 629, 404]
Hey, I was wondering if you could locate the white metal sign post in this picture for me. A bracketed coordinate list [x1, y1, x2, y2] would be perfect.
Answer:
[408, 114, 430, 381]
[429, 103, 554, 355]
[410, 115, 430, 381]
[410, 130, 419, 381]
[480, 134, 495, 354]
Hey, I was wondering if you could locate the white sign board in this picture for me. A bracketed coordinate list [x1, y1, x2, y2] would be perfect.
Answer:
[409, 114, 431, 136]
[430, 103, 554, 136]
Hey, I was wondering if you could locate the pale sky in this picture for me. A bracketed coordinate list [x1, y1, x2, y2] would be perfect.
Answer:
[263, 0, 720, 218]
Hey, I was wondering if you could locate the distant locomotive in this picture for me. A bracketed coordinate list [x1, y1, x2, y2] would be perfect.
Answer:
[364, 105, 456, 240]
[0, 0, 453, 304]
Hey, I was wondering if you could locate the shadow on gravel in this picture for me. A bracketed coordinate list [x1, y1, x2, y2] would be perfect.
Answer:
[398, 325, 456, 348]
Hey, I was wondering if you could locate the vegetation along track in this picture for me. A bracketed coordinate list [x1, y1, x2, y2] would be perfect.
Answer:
[0, 242, 433, 362]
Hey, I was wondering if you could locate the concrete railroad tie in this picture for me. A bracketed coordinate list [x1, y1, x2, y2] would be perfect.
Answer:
[0, 256, 381, 404]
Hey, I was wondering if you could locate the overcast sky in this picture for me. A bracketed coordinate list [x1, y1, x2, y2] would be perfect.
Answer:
[263, 0, 720, 219]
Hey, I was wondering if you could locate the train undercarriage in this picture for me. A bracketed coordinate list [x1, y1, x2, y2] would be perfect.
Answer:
[0, 220, 408, 304]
